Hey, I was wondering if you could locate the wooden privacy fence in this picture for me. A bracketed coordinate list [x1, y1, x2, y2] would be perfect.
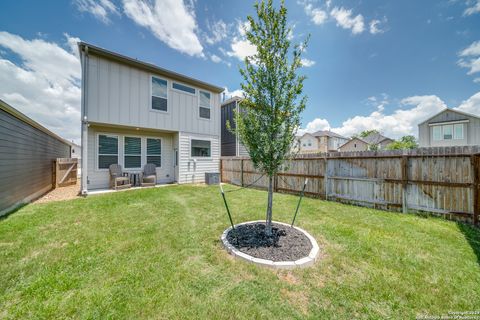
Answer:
[220, 146, 480, 226]
[53, 158, 78, 188]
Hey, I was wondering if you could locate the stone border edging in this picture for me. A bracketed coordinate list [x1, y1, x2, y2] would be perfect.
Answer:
[221, 220, 319, 269]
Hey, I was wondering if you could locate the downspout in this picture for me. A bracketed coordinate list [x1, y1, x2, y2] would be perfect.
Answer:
[80, 44, 89, 195]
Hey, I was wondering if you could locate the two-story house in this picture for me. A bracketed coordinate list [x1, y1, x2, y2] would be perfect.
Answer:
[338, 132, 394, 152]
[78, 43, 223, 194]
[297, 130, 349, 153]
[418, 108, 480, 147]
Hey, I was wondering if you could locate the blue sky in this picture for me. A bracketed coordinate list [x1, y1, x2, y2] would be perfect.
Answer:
[0, 0, 479, 143]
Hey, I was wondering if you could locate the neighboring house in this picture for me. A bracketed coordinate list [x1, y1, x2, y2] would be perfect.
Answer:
[339, 132, 394, 152]
[297, 130, 349, 153]
[71, 142, 81, 159]
[418, 108, 480, 147]
[0, 99, 71, 215]
[220, 96, 249, 157]
[70, 142, 82, 176]
[78, 42, 224, 194]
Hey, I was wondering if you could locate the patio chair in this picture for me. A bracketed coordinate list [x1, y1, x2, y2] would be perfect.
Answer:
[141, 163, 157, 187]
[109, 164, 131, 190]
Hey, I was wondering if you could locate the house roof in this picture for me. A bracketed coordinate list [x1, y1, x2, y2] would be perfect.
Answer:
[0, 99, 73, 147]
[357, 132, 393, 145]
[418, 108, 480, 126]
[221, 96, 243, 106]
[78, 42, 224, 94]
[312, 130, 348, 139]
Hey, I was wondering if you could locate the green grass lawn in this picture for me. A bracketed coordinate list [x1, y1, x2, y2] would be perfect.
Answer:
[1, 184, 479, 319]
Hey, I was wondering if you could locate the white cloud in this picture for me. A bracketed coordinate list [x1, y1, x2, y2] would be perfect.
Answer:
[223, 87, 244, 100]
[464, 0, 480, 16]
[330, 7, 365, 35]
[457, 40, 480, 77]
[455, 92, 480, 114]
[0, 31, 81, 143]
[297, 118, 330, 136]
[369, 18, 386, 34]
[300, 94, 451, 139]
[304, 3, 328, 25]
[226, 39, 257, 61]
[205, 19, 228, 45]
[74, 0, 119, 24]
[223, 20, 257, 61]
[210, 54, 222, 63]
[474, 78, 480, 83]
[300, 58, 316, 67]
[123, 0, 204, 57]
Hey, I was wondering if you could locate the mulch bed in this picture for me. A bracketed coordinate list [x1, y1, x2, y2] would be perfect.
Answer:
[226, 222, 312, 262]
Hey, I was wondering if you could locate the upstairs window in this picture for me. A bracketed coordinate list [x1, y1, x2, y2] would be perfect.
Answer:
[191, 139, 211, 157]
[199, 91, 211, 119]
[173, 82, 195, 94]
[152, 76, 168, 112]
[124, 137, 141, 168]
[98, 135, 118, 169]
[443, 125, 453, 140]
[147, 138, 162, 167]
[433, 126, 442, 141]
[454, 124, 464, 140]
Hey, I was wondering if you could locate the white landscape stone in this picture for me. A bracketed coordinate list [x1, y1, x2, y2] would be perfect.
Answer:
[220, 220, 320, 269]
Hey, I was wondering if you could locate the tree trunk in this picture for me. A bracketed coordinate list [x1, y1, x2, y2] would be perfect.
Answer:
[265, 174, 274, 236]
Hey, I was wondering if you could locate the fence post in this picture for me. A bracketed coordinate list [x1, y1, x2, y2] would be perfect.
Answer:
[472, 154, 479, 226]
[220, 158, 223, 183]
[324, 155, 328, 200]
[401, 155, 409, 214]
[241, 159, 244, 187]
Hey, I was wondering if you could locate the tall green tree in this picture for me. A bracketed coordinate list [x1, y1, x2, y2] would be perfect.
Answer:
[234, 0, 308, 235]
[386, 135, 418, 150]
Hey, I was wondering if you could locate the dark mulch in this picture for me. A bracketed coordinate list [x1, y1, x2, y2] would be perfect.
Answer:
[226, 222, 312, 262]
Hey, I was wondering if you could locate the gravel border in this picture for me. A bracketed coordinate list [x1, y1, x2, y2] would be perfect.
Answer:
[221, 220, 319, 269]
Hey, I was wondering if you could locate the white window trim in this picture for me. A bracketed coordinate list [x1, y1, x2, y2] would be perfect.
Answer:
[171, 81, 197, 96]
[198, 90, 212, 121]
[96, 133, 119, 172]
[428, 119, 469, 126]
[432, 126, 442, 141]
[123, 136, 143, 170]
[146, 137, 162, 168]
[190, 137, 212, 159]
[150, 75, 169, 114]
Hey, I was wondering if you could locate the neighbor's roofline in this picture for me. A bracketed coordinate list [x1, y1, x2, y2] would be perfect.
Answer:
[77, 42, 224, 94]
[221, 96, 244, 106]
[418, 107, 480, 126]
[0, 99, 73, 147]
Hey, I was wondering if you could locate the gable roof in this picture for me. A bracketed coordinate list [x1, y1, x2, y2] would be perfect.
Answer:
[418, 108, 480, 126]
[312, 130, 348, 139]
[78, 42, 224, 94]
[358, 132, 393, 145]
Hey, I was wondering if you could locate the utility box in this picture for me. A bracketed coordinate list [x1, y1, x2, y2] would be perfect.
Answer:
[205, 172, 220, 185]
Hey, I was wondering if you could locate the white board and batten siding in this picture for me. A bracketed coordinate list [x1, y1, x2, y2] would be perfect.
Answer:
[81, 47, 223, 190]
[85, 55, 221, 137]
[86, 125, 175, 190]
[177, 132, 220, 184]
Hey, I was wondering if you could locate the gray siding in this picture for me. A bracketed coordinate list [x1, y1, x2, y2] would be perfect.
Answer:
[178, 131, 220, 184]
[86, 125, 174, 190]
[0, 108, 70, 214]
[221, 101, 236, 156]
[418, 109, 480, 147]
[85, 55, 221, 136]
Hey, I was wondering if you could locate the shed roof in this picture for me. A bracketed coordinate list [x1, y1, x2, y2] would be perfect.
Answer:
[0, 99, 73, 147]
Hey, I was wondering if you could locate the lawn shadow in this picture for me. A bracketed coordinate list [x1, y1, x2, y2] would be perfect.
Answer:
[0, 203, 28, 221]
[457, 222, 480, 266]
